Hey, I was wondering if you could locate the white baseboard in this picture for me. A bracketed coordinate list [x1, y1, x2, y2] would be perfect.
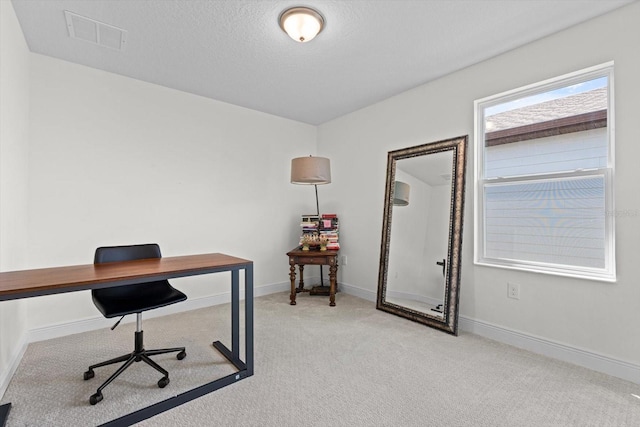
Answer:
[339, 281, 376, 302]
[458, 315, 640, 384]
[338, 281, 640, 384]
[255, 281, 290, 297]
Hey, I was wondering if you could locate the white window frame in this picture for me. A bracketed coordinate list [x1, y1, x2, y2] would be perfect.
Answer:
[473, 62, 615, 282]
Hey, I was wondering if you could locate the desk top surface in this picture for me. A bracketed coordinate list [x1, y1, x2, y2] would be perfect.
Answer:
[0, 253, 252, 300]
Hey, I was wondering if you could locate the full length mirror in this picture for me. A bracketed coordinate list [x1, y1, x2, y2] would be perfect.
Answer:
[376, 135, 467, 334]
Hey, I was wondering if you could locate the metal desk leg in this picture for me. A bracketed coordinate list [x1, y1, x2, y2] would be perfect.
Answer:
[212, 268, 244, 370]
[245, 264, 254, 376]
[231, 269, 239, 360]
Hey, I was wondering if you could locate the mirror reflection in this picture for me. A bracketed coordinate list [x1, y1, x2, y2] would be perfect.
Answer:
[377, 136, 467, 334]
[385, 150, 453, 318]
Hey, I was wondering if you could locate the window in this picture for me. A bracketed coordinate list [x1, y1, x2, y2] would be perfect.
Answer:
[474, 63, 615, 281]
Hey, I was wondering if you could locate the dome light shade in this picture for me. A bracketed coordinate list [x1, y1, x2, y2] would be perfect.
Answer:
[279, 7, 324, 43]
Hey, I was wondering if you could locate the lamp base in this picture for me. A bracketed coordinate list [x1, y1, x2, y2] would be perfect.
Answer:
[309, 285, 331, 296]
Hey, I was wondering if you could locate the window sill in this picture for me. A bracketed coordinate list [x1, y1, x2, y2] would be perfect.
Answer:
[474, 259, 616, 283]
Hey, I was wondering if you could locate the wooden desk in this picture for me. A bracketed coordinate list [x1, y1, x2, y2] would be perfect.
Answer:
[287, 247, 339, 306]
[0, 253, 253, 427]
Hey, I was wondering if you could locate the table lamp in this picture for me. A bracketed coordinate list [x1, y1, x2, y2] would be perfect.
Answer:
[393, 181, 410, 206]
[291, 155, 332, 287]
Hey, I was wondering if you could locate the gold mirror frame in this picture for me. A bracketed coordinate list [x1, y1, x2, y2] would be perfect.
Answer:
[376, 135, 468, 335]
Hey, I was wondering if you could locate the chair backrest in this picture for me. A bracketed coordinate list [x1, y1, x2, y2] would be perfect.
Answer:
[94, 243, 162, 264]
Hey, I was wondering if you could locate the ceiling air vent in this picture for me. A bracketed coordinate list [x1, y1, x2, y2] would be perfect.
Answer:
[64, 10, 127, 51]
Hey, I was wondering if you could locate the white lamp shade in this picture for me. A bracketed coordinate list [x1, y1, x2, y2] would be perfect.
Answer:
[279, 7, 324, 43]
[393, 181, 410, 206]
[291, 157, 331, 185]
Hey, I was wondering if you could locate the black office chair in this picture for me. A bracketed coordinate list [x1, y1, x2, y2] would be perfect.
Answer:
[84, 244, 187, 405]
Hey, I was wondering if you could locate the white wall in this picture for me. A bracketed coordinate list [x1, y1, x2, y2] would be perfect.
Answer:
[25, 54, 317, 328]
[0, 1, 30, 395]
[319, 2, 640, 368]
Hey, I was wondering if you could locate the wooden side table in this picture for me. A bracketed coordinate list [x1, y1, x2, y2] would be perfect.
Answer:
[287, 247, 339, 306]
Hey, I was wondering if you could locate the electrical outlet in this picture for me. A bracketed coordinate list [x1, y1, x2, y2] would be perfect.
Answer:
[341, 255, 348, 266]
[507, 282, 520, 300]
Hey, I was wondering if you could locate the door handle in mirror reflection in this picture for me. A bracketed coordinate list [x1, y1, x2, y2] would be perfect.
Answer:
[436, 259, 446, 277]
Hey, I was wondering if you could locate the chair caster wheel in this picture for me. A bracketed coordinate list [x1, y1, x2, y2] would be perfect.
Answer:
[177, 350, 186, 360]
[84, 369, 95, 380]
[89, 392, 103, 405]
[158, 377, 170, 388]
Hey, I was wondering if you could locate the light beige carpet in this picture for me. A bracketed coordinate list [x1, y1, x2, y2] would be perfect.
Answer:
[2, 292, 639, 426]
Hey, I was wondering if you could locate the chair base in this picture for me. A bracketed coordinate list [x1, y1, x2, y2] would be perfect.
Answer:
[84, 330, 186, 405]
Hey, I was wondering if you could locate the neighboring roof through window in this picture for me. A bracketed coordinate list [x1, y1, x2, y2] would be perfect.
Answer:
[485, 87, 607, 146]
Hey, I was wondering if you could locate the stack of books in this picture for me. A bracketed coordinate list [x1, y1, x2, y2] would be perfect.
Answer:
[319, 214, 340, 251]
[299, 215, 319, 247]
[298, 214, 340, 250]
[300, 215, 319, 240]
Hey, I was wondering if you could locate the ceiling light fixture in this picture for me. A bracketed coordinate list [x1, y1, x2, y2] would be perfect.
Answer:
[279, 7, 324, 43]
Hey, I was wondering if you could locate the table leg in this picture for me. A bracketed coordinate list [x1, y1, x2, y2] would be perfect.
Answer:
[329, 262, 338, 307]
[289, 261, 297, 305]
[298, 265, 305, 291]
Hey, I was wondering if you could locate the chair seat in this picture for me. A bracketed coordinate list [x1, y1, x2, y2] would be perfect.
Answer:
[92, 280, 187, 318]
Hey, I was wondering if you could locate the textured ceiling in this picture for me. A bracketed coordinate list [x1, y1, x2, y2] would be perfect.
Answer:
[10, 0, 635, 125]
